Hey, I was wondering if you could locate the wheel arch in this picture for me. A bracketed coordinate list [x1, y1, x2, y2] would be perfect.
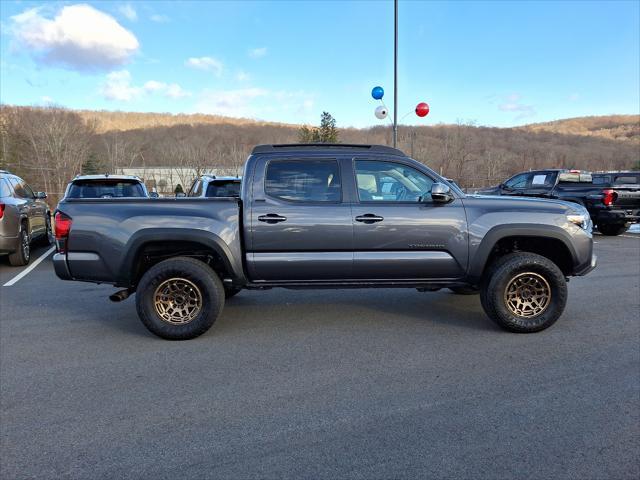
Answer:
[119, 229, 245, 288]
[468, 225, 578, 281]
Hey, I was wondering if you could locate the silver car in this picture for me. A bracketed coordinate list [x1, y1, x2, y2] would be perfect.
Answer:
[0, 170, 53, 266]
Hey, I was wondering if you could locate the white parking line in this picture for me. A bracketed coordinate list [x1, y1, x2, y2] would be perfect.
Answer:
[3, 246, 56, 287]
[619, 235, 640, 239]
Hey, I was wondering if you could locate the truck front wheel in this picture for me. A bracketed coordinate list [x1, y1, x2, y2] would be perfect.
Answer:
[480, 252, 567, 333]
[135, 257, 225, 340]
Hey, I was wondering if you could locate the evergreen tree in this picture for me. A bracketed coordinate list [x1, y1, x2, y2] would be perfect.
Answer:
[81, 153, 102, 174]
[319, 111, 338, 143]
[296, 112, 339, 143]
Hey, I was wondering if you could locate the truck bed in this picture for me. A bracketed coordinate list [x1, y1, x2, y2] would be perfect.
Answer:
[54, 197, 244, 287]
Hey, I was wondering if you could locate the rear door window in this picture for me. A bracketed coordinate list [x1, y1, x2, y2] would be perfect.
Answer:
[612, 175, 638, 185]
[265, 160, 341, 202]
[67, 180, 146, 198]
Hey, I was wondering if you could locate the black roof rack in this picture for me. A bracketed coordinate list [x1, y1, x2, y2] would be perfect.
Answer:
[251, 143, 406, 156]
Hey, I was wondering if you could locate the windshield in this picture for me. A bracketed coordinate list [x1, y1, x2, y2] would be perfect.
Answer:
[67, 180, 146, 198]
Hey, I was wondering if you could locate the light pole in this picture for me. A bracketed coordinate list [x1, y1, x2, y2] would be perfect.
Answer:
[393, 0, 398, 148]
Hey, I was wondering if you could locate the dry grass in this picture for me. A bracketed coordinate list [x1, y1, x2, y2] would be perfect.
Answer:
[521, 115, 640, 143]
[76, 110, 296, 134]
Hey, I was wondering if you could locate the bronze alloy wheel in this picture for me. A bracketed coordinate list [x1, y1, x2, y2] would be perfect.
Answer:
[153, 278, 203, 325]
[503, 272, 551, 318]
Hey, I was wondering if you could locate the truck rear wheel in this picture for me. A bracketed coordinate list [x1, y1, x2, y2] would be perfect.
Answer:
[135, 257, 225, 340]
[480, 252, 567, 333]
[598, 223, 628, 236]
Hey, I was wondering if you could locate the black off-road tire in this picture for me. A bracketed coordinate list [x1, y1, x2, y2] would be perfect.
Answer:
[8, 227, 30, 266]
[135, 257, 225, 340]
[448, 286, 479, 295]
[224, 286, 242, 299]
[480, 252, 567, 333]
[598, 223, 628, 236]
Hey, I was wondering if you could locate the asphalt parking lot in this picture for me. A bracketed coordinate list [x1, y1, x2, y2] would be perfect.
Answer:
[1, 233, 639, 479]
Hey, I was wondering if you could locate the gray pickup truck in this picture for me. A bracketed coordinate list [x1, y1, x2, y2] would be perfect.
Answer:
[54, 144, 596, 339]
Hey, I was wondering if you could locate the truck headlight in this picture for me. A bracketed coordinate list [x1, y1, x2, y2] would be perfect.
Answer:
[567, 214, 588, 229]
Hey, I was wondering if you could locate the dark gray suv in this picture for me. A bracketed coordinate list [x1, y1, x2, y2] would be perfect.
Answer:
[0, 170, 52, 266]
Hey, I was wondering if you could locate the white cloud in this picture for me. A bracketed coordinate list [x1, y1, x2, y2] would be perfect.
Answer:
[118, 4, 137, 21]
[185, 56, 223, 77]
[143, 81, 190, 99]
[497, 93, 536, 120]
[196, 87, 314, 119]
[40, 96, 54, 104]
[248, 47, 267, 58]
[100, 70, 143, 101]
[10, 4, 139, 72]
[236, 70, 250, 82]
[150, 14, 169, 23]
[101, 70, 190, 101]
[568, 93, 580, 101]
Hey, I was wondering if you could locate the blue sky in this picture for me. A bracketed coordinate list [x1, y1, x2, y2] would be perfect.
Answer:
[1, 1, 639, 128]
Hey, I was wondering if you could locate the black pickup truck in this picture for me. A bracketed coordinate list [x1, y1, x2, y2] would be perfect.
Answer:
[476, 169, 640, 235]
[54, 144, 596, 340]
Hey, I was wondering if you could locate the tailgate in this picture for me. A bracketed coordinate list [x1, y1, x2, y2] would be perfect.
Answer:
[612, 186, 640, 208]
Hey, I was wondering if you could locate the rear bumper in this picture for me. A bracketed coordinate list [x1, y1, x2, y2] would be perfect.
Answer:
[52, 253, 72, 280]
[0, 235, 19, 255]
[593, 208, 640, 225]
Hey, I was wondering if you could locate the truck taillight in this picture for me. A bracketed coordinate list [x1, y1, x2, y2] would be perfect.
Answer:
[0, 203, 4, 219]
[602, 189, 617, 206]
[54, 212, 72, 252]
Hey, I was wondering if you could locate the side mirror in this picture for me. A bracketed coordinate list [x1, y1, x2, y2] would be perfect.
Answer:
[149, 192, 159, 198]
[175, 192, 186, 198]
[430, 183, 453, 203]
[34, 191, 47, 199]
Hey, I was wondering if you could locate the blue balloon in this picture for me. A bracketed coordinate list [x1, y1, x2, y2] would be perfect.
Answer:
[371, 86, 384, 100]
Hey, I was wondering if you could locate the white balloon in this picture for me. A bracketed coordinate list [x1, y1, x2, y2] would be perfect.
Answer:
[375, 106, 388, 119]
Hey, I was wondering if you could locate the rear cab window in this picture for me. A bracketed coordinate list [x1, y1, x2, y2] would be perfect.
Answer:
[67, 180, 146, 198]
[265, 160, 341, 202]
[206, 181, 241, 198]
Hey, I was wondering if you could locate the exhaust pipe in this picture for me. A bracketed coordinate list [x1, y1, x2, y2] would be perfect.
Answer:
[109, 288, 133, 302]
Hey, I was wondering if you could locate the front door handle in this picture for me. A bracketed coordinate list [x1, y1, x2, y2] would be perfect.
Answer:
[355, 214, 384, 224]
[258, 214, 287, 224]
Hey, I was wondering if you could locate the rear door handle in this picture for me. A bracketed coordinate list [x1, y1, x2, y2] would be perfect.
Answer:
[355, 214, 384, 224]
[258, 214, 287, 224]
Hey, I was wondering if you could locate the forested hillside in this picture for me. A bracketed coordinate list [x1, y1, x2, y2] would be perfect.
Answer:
[1, 106, 638, 199]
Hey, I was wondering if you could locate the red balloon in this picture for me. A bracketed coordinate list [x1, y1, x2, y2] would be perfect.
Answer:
[415, 102, 430, 117]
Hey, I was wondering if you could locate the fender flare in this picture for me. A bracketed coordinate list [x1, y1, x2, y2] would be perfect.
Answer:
[118, 228, 244, 287]
[467, 224, 578, 280]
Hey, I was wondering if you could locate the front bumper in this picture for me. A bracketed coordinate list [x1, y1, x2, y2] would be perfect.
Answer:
[52, 253, 72, 280]
[574, 253, 597, 276]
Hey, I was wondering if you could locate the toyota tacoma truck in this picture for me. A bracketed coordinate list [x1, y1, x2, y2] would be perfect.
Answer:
[53, 144, 596, 340]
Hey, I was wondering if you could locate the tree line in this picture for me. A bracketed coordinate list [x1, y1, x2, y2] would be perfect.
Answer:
[1, 105, 638, 205]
